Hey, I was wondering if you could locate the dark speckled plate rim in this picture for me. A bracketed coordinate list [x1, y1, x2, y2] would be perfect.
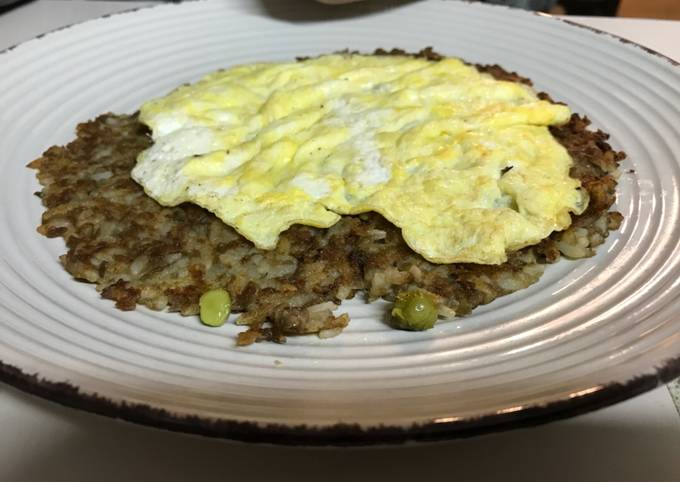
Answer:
[1, 0, 679, 445]
[1, 357, 679, 446]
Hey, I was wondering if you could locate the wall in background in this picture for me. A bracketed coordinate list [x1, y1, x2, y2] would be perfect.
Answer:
[619, 0, 680, 19]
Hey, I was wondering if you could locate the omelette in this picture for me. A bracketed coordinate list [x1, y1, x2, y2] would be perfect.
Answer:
[132, 54, 588, 265]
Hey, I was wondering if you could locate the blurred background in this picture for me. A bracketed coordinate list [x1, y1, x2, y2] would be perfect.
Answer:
[1, 0, 679, 19]
[0, 0, 680, 20]
[617, 0, 680, 19]
[557, 0, 680, 18]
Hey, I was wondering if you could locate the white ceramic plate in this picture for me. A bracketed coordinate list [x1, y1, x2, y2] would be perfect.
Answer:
[1, 0, 679, 445]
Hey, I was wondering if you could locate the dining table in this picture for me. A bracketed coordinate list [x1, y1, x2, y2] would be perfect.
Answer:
[0, 1, 679, 481]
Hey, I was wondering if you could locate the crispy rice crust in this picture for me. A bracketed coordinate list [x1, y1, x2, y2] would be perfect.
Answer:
[28, 50, 624, 344]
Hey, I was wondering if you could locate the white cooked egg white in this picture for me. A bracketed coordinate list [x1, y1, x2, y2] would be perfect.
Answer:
[132, 54, 588, 264]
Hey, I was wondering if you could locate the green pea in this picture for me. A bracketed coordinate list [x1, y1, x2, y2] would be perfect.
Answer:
[199, 288, 232, 327]
[391, 290, 438, 331]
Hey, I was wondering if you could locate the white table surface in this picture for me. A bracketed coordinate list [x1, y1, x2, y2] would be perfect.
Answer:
[1, 2, 679, 481]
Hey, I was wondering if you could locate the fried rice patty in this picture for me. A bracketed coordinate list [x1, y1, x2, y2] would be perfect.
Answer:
[29, 52, 624, 345]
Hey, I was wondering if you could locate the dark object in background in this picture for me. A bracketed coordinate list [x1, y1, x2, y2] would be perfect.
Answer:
[0, 0, 623, 18]
[0, 0, 23, 11]
[561, 0, 621, 15]
[0, 0, 37, 15]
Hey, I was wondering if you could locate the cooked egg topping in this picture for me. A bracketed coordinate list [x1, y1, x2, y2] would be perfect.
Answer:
[132, 54, 587, 264]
